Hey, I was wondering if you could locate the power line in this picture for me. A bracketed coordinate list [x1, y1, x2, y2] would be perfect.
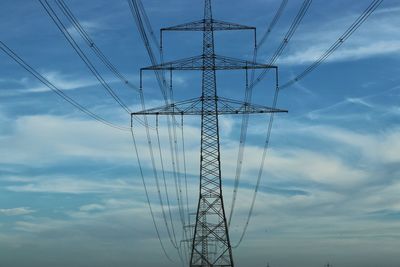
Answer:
[234, 72, 280, 248]
[129, 126, 175, 263]
[258, 0, 289, 50]
[180, 115, 191, 236]
[162, 29, 190, 260]
[250, 0, 288, 83]
[55, 0, 140, 93]
[155, 115, 180, 249]
[39, 0, 132, 115]
[127, 0, 168, 99]
[128, 1, 288, 265]
[250, 0, 312, 90]
[0, 41, 129, 132]
[229, 0, 288, 227]
[167, 70, 189, 256]
[137, 81, 180, 252]
[4, 1, 383, 263]
[281, 0, 383, 89]
[133, 67, 184, 261]
[137, 0, 159, 49]
[129, 1, 190, 261]
[232, 0, 383, 248]
[52, 0, 153, 144]
[228, 0, 311, 227]
[128, 1, 189, 258]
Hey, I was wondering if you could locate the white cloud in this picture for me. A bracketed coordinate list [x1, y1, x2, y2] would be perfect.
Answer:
[1, 110, 398, 191]
[280, 41, 400, 65]
[66, 20, 104, 39]
[0, 72, 102, 96]
[278, 4, 400, 65]
[6, 177, 138, 194]
[300, 85, 400, 121]
[1, 93, 399, 265]
[300, 125, 400, 164]
[25, 71, 99, 93]
[345, 97, 374, 108]
[0, 114, 132, 165]
[0, 207, 35, 216]
[79, 204, 106, 212]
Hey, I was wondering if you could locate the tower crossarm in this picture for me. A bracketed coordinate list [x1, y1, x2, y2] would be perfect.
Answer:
[161, 19, 255, 32]
[131, 96, 287, 116]
[160, 19, 257, 51]
[142, 54, 276, 71]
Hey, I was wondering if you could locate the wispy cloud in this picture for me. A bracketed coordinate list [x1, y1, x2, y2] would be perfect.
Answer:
[0, 207, 35, 216]
[79, 204, 105, 212]
[278, 3, 400, 65]
[280, 41, 400, 65]
[303, 85, 400, 120]
[0, 71, 100, 95]
[345, 97, 374, 108]
[66, 20, 105, 39]
[25, 71, 99, 93]
[6, 177, 137, 194]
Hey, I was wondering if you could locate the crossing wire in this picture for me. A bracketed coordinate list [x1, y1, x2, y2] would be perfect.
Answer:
[39, 0, 132, 115]
[233, 0, 383, 248]
[0, 41, 129, 132]
[228, 0, 311, 226]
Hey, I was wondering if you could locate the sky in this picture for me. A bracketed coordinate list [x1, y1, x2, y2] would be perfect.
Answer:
[1, 0, 400, 267]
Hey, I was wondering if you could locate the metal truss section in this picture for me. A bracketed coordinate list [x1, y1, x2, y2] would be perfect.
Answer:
[189, 1, 235, 266]
[132, 0, 287, 266]
[161, 19, 255, 32]
[131, 96, 287, 116]
[142, 54, 276, 71]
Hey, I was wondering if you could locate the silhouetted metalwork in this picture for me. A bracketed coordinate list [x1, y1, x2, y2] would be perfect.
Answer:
[132, 97, 286, 116]
[132, 0, 286, 266]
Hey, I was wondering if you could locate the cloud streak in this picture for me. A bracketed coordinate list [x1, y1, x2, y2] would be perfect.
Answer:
[0, 207, 36, 216]
[277, 3, 400, 65]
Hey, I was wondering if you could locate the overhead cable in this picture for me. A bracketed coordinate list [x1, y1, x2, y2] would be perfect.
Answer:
[40, 0, 132, 115]
[0, 41, 129, 132]
[229, 0, 311, 227]
[280, 0, 383, 89]
[129, 126, 175, 262]
[128, 0, 188, 240]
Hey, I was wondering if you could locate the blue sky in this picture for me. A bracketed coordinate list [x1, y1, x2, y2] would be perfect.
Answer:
[1, 0, 400, 266]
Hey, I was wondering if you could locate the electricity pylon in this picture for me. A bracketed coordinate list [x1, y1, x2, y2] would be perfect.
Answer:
[132, 0, 287, 266]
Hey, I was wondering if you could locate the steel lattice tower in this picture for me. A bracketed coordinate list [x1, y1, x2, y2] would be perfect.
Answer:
[192, 1, 232, 265]
[132, 0, 287, 266]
